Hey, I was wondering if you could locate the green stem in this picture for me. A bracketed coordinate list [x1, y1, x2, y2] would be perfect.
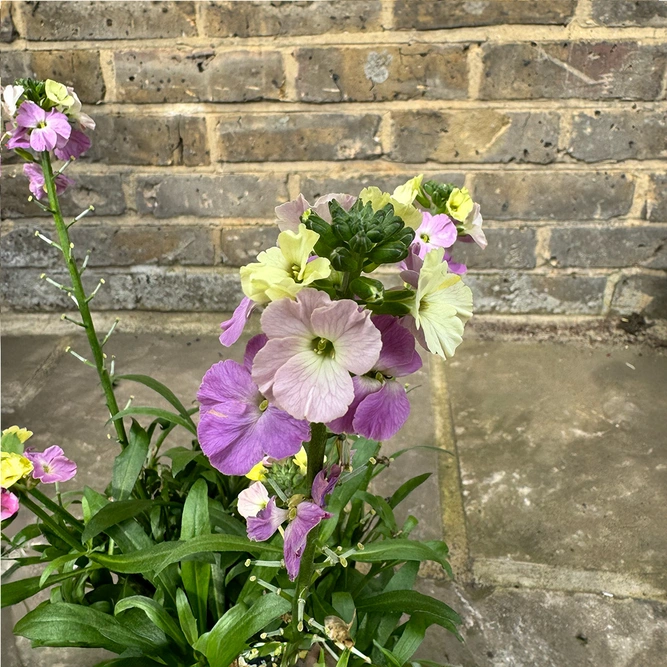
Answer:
[288, 423, 328, 645]
[28, 486, 85, 532]
[18, 493, 84, 553]
[40, 151, 128, 448]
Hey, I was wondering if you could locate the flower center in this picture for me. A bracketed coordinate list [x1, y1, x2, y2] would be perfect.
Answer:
[312, 337, 335, 357]
[42, 463, 51, 473]
[291, 264, 304, 282]
[420, 233, 430, 243]
[259, 398, 269, 412]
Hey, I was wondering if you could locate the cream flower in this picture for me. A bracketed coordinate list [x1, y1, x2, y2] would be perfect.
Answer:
[45, 79, 74, 109]
[360, 175, 424, 229]
[1, 451, 33, 489]
[446, 187, 474, 223]
[240, 224, 332, 304]
[407, 248, 473, 359]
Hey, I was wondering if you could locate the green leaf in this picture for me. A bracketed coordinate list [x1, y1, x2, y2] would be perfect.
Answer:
[1, 431, 24, 454]
[393, 616, 427, 664]
[336, 649, 351, 667]
[349, 540, 448, 568]
[357, 591, 461, 635]
[181, 479, 211, 633]
[115, 595, 188, 652]
[111, 407, 196, 436]
[357, 491, 398, 533]
[389, 473, 432, 509]
[112, 420, 150, 501]
[14, 602, 161, 653]
[94, 658, 166, 667]
[115, 374, 196, 431]
[90, 534, 279, 575]
[203, 593, 291, 667]
[81, 499, 155, 542]
[163, 447, 201, 476]
[176, 588, 198, 646]
[1, 568, 96, 608]
[39, 552, 80, 587]
[332, 591, 355, 625]
[373, 642, 403, 667]
[208, 500, 246, 536]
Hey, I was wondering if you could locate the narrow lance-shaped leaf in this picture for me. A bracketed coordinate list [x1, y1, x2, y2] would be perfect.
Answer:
[180, 479, 211, 633]
[112, 420, 149, 501]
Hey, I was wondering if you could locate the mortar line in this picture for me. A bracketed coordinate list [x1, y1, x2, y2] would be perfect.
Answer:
[430, 355, 472, 582]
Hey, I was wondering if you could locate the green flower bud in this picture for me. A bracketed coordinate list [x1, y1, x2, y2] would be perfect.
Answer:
[330, 247, 358, 272]
[350, 276, 385, 303]
[368, 241, 410, 265]
[349, 231, 373, 254]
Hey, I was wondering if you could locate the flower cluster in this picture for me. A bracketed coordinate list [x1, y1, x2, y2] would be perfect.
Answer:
[1, 425, 77, 520]
[198, 175, 486, 578]
[1, 78, 95, 199]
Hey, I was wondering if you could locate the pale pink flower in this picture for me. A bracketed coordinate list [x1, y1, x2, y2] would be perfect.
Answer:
[251, 289, 382, 423]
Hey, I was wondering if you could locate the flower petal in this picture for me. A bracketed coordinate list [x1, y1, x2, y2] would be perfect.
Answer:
[312, 465, 341, 507]
[197, 360, 258, 413]
[372, 315, 422, 377]
[283, 501, 331, 580]
[247, 497, 288, 542]
[257, 406, 310, 460]
[353, 380, 411, 441]
[275, 194, 311, 233]
[327, 375, 381, 435]
[0, 490, 19, 520]
[272, 352, 354, 423]
[252, 336, 310, 402]
[244, 334, 268, 372]
[238, 481, 270, 519]
[260, 288, 328, 339]
[220, 297, 256, 347]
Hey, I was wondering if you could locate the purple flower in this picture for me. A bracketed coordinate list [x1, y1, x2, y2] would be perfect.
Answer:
[54, 128, 91, 160]
[312, 464, 341, 507]
[328, 315, 422, 441]
[219, 296, 256, 347]
[25, 446, 77, 483]
[1, 489, 19, 520]
[15, 101, 71, 153]
[197, 338, 310, 476]
[283, 501, 331, 580]
[6, 125, 31, 150]
[252, 289, 382, 423]
[411, 212, 457, 260]
[23, 163, 73, 200]
[443, 250, 467, 275]
[247, 497, 289, 541]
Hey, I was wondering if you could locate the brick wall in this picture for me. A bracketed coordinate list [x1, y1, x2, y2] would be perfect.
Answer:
[1, 0, 666, 319]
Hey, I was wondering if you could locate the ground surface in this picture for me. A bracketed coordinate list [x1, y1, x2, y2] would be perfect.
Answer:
[2, 317, 666, 667]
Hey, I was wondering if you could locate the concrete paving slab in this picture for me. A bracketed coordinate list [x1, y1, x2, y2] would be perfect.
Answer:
[446, 341, 667, 597]
[417, 579, 667, 667]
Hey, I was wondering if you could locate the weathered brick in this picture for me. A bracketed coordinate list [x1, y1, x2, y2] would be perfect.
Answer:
[0, 50, 104, 104]
[134, 268, 242, 311]
[1, 173, 126, 219]
[114, 48, 284, 104]
[611, 273, 667, 318]
[453, 228, 537, 270]
[17, 1, 197, 40]
[1, 222, 216, 268]
[221, 225, 279, 266]
[481, 42, 667, 101]
[84, 115, 208, 166]
[214, 113, 382, 162]
[550, 226, 667, 269]
[135, 174, 288, 219]
[1, 2, 16, 42]
[298, 172, 464, 202]
[568, 110, 667, 162]
[592, 0, 667, 27]
[1, 268, 136, 312]
[295, 45, 467, 103]
[390, 110, 559, 164]
[202, 0, 382, 37]
[472, 172, 635, 221]
[645, 175, 667, 222]
[394, 0, 576, 29]
[466, 272, 607, 315]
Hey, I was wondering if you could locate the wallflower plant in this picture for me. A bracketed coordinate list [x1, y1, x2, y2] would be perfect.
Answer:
[1, 78, 488, 667]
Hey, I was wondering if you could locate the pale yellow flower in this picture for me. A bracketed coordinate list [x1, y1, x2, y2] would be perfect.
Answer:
[409, 248, 473, 359]
[2, 425, 33, 444]
[1, 451, 33, 489]
[360, 175, 424, 229]
[245, 461, 267, 482]
[240, 224, 331, 304]
[293, 447, 308, 476]
[446, 187, 474, 223]
[45, 79, 74, 109]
